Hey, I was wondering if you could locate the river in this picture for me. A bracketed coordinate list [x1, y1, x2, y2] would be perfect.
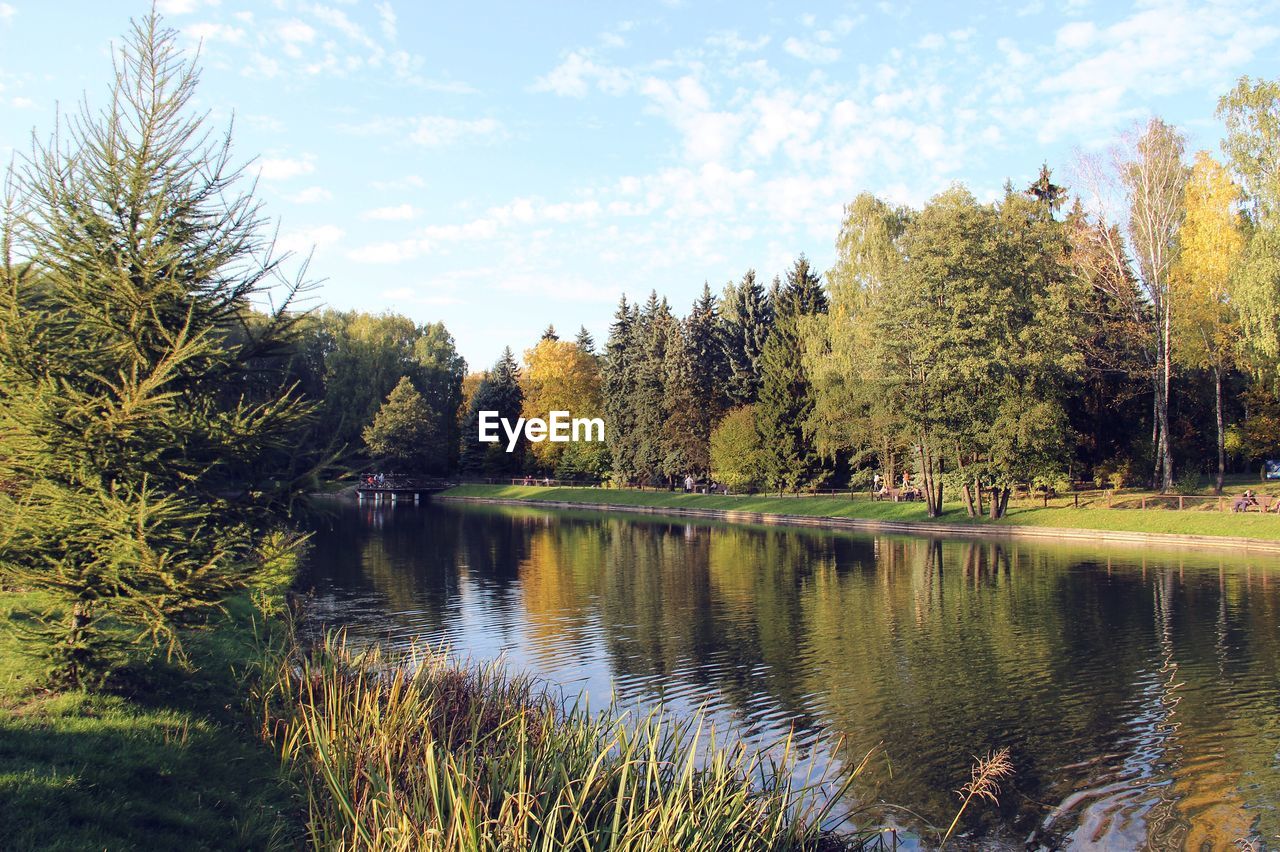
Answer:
[302, 498, 1280, 849]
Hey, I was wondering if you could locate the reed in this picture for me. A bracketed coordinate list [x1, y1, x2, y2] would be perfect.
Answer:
[265, 634, 893, 851]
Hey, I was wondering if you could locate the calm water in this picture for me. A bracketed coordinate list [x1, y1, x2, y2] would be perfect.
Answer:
[303, 499, 1280, 850]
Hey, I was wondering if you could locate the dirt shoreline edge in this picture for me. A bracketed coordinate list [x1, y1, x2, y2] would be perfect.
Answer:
[436, 494, 1280, 556]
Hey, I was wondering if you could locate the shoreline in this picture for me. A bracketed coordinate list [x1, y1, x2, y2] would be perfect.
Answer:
[436, 491, 1280, 555]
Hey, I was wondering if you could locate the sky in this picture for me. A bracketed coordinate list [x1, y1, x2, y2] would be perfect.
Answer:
[1, 0, 1278, 369]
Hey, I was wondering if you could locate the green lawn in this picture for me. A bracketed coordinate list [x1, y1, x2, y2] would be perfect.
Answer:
[0, 592, 301, 851]
[441, 484, 1280, 541]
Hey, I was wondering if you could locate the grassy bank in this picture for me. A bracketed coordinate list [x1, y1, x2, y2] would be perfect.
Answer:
[0, 590, 302, 850]
[441, 484, 1280, 541]
[3, 587, 912, 850]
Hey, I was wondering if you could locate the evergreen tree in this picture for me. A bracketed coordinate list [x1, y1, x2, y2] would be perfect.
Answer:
[363, 377, 436, 472]
[459, 348, 524, 476]
[541, 324, 559, 341]
[0, 15, 321, 684]
[756, 256, 828, 492]
[633, 292, 676, 484]
[602, 296, 640, 483]
[661, 320, 706, 479]
[720, 269, 774, 406]
[575, 325, 597, 355]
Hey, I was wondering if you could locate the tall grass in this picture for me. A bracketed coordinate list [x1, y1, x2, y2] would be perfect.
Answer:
[264, 635, 893, 851]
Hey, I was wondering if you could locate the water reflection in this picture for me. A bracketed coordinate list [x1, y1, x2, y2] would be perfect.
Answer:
[302, 499, 1280, 849]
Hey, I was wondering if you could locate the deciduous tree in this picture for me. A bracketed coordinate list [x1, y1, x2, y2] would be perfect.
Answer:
[1172, 152, 1246, 491]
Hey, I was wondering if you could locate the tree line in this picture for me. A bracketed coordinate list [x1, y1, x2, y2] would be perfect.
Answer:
[438, 78, 1280, 519]
[239, 77, 1280, 524]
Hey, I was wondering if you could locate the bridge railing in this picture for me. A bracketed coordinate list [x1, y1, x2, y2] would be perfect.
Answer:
[356, 475, 452, 491]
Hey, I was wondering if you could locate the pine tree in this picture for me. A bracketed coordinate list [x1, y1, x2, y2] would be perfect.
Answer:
[363, 377, 436, 472]
[575, 325, 596, 355]
[720, 270, 774, 406]
[0, 15, 320, 684]
[541, 324, 559, 341]
[756, 256, 828, 492]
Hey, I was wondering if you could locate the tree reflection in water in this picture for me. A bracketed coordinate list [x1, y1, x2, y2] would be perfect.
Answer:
[302, 500, 1280, 848]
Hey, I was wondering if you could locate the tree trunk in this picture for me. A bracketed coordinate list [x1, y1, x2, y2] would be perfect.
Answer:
[990, 487, 1010, 520]
[918, 438, 942, 518]
[975, 478, 984, 517]
[64, 602, 93, 688]
[956, 446, 975, 517]
[1214, 364, 1225, 494]
[1159, 308, 1174, 492]
[883, 438, 896, 490]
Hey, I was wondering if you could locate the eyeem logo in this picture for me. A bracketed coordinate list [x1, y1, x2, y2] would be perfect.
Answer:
[478, 411, 605, 452]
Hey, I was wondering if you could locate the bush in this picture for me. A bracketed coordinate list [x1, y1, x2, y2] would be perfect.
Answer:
[1173, 467, 1205, 495]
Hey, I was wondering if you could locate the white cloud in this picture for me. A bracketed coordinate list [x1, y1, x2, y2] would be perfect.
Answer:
[380, 285, 463, 306]
[1055, 21, 1096, 50]
[278, 225, 345, 256]
[704, 31, 770, 55]
[288, 186, 333, 204]
[782, 37, 840, 64]
[259, 155, 316, 181]
[362, 203, 418, 221]
[375, 2, 397, 41]
[533, 50, 632, 97]
[277, 20, 317, 44]
[0, 3, 15, 24]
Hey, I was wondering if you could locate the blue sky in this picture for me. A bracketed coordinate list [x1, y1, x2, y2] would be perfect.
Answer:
[2, 1, 1278, 369]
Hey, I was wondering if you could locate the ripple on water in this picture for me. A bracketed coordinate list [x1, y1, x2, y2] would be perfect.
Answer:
[303, 502, 1280, 849]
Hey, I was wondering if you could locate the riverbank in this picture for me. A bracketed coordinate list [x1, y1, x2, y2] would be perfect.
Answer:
[0, 590, 303, 849]
[439, 484, 1280, 552]
[1, 570, 904, 849]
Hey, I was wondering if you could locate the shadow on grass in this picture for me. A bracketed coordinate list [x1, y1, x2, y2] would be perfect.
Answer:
[0, 596, 302, 852]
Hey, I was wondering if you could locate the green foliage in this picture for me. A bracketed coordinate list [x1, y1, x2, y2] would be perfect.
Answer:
[719, 270, 773, 407]
[1218, 75, 1280, 226]
[362, 376, 437, 473]
[602, 296, 641, 483]
[459, 348, 524, 476]
[867, 183, 1079, 516]
[1237, 385, 1280, 460]
[709, 406, 766, 492]
[290, 310, 465, 471]
[806, 193, 909, 482]
[756, 255, 829, 492]
[683, 282, 729, 463]
[0, 15, 322, 685]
